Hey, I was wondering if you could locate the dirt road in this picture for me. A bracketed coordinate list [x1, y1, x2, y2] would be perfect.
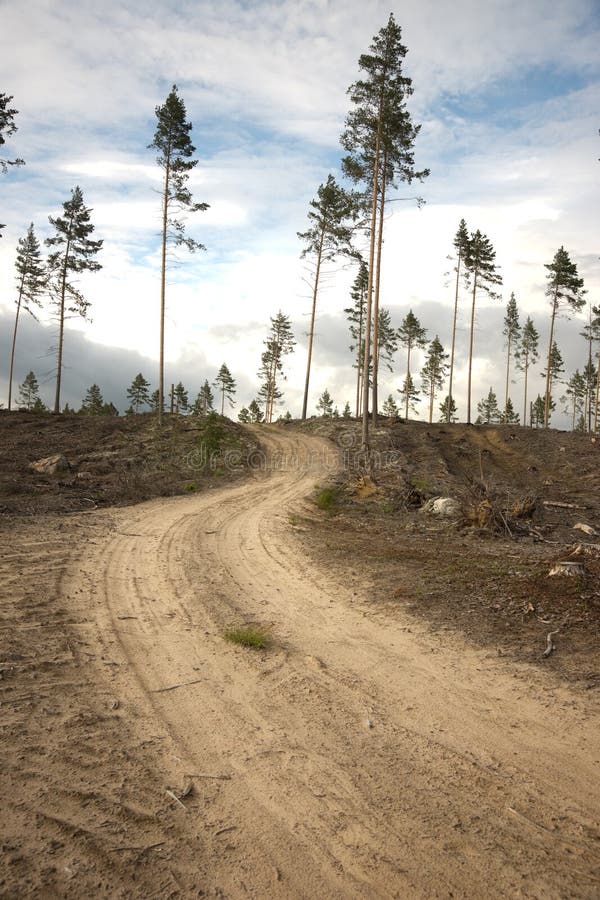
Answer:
[2, 429, 599, 898]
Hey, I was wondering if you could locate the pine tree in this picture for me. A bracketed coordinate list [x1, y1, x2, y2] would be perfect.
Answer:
[397, 310, 427, 420]
[447, 219, 470, 421]
[248, 399, 264, 423]
[541, 340, 564, 417]
[531, 394, 547, 428]
[238, 407, 250, 423]
[214, 363, 237, 415]
[503, 397, 520, 424]
[150, 389, 162, 414]
[102, 402, 118, 416]
[149, 85, 209, 425]
[515, 316, 539, 426]
[439, 395, 458, 423]
[8, 224, 46, 410]
[45, 186, 102, 413]
[80, 384, 105, 415]
[0, 93, 25, 234]
[341, 14, 428, 447]
[398, 373, 420, 417]
[18, 371, 43, 411]
[193, 380, 214, 416]
[126, 373, 151, 413]
[316, 389, 334, 417]
[581, 359, 597, 433]
[561, 370, 587, 430]
[421, 336, 449, 424]
[382, 394, 399, 418]
[476, 387, 501, 424]
[342, 401, 352, 418]
[543, 247, 585, 426]
[258, 311, 295, 423]
[345, 260, 369, 417]
[580, 302, 600, 431]
[502, 292, 521, 422]
[173, 381, 188, 414]
[377, 308, 399, 375]
[298, 175, 358, 419]
[463, 229, 502, 423]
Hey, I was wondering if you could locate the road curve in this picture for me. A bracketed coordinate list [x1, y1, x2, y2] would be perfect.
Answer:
[71, 427, 600, 899]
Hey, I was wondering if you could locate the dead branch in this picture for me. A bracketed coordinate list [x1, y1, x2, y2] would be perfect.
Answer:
[152, 678, 203, 693]
[543, 500, 587, 510]
[109, 841, 165, 853]
[165, 789, 186, 810]
[543, 630, 560, 658]
[215, 825, 237, 836]
[185, 772, 231, 780]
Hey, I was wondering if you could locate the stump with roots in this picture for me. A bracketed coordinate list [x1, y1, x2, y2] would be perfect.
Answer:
[547, 561, 586, 577]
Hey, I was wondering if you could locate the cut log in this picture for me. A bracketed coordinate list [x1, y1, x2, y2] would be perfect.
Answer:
[547, 561, 586, 577]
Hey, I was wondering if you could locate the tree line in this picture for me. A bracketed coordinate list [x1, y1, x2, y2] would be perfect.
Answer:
[1, 17, 595, 435]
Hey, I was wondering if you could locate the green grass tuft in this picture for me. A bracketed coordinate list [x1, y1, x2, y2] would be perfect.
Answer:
[223, 625, 271, 649]
[315, 487, 339, 510]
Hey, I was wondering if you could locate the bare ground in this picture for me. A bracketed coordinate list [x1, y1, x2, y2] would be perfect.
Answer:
[1, 425, 600, 898]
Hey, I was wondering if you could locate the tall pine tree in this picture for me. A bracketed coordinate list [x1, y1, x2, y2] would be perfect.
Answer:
[397, 310, 427, 420]
[0, 93, 25, 234]
[421, 336, 449, 424]
[258, 312, 295, 423]
[502, 293, 520, 422]
[345, 260, 369, 416]
[341, 14, 427, 446]
[447, 219, 469, 421]
[515, 316, 539, 427]
[298, 175, 358, 419]
[543, 247, 585, 427]
[214, 363, 237, 415]
[463, 229, 502, 424]
[46, 186, 102, 413]
[149, 85, 209, 424]
[8, 224, 46, 410]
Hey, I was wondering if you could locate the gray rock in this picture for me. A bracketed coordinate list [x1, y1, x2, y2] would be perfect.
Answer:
[420, 497, 462, 518]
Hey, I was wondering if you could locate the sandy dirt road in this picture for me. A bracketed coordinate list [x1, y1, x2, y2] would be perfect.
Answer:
[2, 428, 599, 898]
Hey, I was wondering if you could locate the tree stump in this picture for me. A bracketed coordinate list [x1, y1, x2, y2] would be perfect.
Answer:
[547, 561, 586, 577]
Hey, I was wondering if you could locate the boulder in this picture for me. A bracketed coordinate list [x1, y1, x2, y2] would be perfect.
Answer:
[29, 453, 71, 475]
[420, 497, 462, 518]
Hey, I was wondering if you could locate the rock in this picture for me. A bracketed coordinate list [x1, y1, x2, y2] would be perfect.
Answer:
[29, 453, 70, 475]
[420, 497, 462, 518]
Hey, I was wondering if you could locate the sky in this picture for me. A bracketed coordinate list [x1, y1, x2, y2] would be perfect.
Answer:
[1, 0, 599, 425]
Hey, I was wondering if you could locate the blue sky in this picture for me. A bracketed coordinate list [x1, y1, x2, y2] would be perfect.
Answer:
[1, 0, 599, 422]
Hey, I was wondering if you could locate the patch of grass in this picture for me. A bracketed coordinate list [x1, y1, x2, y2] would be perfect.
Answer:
[315, 487, 339, 510]
[183, 481, 198, 492]
[223, 625, 271, 649]
[410, 476, 430, 491]
[288, 512, 299, 526]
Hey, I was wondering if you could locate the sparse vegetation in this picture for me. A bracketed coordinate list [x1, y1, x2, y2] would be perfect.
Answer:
[223, 625, 271, 649]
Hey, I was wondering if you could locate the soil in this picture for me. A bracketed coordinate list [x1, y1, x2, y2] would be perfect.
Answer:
[1, 414, 599, 898]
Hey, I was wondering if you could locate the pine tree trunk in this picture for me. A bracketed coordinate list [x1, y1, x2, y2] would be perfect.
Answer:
[361, 87, 385, 451]
[302, 228, 325, 420]
[8, 274, 26, 411]
[523, 351, 529, 427]
[404, 342, 412, 421]
[544, 291, 558, 428]
[53, 236, 72, 414]
[221, 386, 225, 416]
[158, 145, 172, 426]
[371, 157, 387, 427]
[466, 271, 478, 425]
[429, 381, 434, 424]
[594, 352, 600, 432]
[447, 250, 462, 422]
[504, 334, 511, 423]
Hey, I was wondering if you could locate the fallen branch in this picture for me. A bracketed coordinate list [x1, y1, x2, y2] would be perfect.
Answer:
[165, 789, 186, 810]
[185, 772, 231, 780]
[152, 678, 203, 693]
[215, 825, 237, 836]
[543, 630, 560, 658]
[543, 500, 587, 510]
[109, 841, 165, 853]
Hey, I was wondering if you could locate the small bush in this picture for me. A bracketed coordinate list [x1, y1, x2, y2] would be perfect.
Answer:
[183, 482, 198, 492]
[223, 625, 271, 649]
[315, 487, 339, 510]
